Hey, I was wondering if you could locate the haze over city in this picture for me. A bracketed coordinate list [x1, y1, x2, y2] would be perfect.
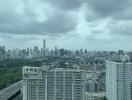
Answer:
[0, 0, 132, 50]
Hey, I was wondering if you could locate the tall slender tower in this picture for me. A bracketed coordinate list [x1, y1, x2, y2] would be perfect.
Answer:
[43, 39, 46, 56]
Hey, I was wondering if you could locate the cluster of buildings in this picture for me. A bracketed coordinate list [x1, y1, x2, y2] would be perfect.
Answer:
[0, 40, 47, 59]
[0, 46, 6, 58]
[1, 40, 132, 62]
[22, 49, 132, 100]
[22, 65, 106, 100]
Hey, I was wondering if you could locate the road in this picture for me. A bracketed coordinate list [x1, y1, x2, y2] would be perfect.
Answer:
[0, 81, 22, 100]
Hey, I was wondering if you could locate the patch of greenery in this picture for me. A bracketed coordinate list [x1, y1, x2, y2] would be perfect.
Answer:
[0, 59, 42, 90]
[0, 67, 22, 90]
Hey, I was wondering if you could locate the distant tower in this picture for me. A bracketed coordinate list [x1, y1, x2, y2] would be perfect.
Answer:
[43, 39, 46, 56]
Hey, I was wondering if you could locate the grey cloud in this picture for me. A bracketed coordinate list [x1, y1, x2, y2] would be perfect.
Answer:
[0, 33, 14, 39]
[47, 0, 83, 10]
[112, 7, 132, 20]
[0, 33, 39, 42]
[109, 20, 132, 36]
[41, 11, 77, 34]
[0, 0, 77, 36]
[85, 0, 131, 19]
[91, 30, 102, 34]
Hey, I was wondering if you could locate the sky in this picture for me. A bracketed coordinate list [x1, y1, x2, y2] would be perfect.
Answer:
[0, 0, 132, 51]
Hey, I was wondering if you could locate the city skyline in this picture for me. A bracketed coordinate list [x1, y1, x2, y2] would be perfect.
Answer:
[0, 42, 132, 52]
[0, 39, 132, 52]
[0, 0, 132, 100]
[0, 0, 132, 50]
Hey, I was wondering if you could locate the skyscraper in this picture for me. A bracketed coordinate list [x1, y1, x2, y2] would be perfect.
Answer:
[106, 60, 132, 100]
[43, 39, 46, 56]
[22, 66, 86, 100]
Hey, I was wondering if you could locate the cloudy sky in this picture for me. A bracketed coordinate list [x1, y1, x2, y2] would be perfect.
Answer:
[0, 0, 132, 51]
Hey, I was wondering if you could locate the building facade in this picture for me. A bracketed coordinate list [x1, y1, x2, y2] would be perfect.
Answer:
[23, 66, 86, 100]
[106, 60, 132, 100]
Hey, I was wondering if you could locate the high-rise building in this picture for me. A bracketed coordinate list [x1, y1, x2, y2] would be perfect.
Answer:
[106, 60, 132, 100]
[22, 66, 86, 100]
[118, 50, 124, 55]
[43, 39, 46, 56]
